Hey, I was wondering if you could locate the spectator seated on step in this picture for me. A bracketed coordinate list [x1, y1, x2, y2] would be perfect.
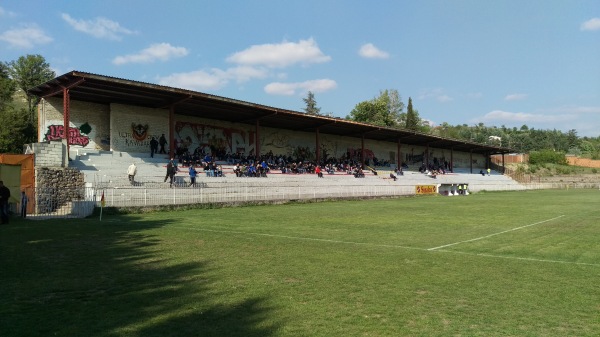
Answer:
[326, 164, 335, 174]
[247, 163, 257, 177]
[233, 163, 242, 177]
[389, 172, 397, 181]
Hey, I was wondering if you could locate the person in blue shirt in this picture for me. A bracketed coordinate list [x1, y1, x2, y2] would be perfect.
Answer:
[189, 165, 198, 187]
[247, 163, 257, 177]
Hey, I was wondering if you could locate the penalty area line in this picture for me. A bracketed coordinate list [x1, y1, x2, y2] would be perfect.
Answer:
[171, 223, 599, 268]
[170, 226, 424, 251]
[427, 215, 565, 251]
[435, 249, 600, 267]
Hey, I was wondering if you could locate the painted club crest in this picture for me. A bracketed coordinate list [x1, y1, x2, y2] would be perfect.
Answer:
[131, 123, 149, 141]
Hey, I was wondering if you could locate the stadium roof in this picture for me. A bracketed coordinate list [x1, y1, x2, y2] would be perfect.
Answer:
[29, 71, 512, 155]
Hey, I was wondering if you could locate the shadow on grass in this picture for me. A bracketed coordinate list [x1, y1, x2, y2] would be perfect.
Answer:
[0, 215, 280, 337]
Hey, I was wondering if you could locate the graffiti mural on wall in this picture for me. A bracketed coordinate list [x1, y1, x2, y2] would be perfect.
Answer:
[115, 123, 159, 149]
[175, 121, 255, 155]
[45, 124, 90, 147]
[131, 123, 149, 141]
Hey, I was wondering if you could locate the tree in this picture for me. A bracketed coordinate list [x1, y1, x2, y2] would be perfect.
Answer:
[0, 106, 30, 153]
[347, 89, 404, 127]
[347, 99, 390, 126]
[379, 89, 404, 124]
[405, 97, 420, 131]
[7, 54, 55, 121]
[0, 62, 16, 107]
[302, 91, 321, 115]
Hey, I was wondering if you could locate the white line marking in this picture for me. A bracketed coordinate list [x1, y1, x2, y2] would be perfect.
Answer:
[435, 249, 600, 267]
[427, 215, 565, 251]
[170, 226, 424, 250]
[170, 216, 600, 268]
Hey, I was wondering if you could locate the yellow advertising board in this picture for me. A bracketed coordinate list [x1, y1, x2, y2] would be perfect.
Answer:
[415, 185, 437, 194]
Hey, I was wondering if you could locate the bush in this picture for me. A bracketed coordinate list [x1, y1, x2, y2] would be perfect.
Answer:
[529, 150, 568, 165]
[593, 168, 598, 174]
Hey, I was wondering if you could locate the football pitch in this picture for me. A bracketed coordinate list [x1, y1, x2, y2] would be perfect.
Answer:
[1, 189, 599, 336]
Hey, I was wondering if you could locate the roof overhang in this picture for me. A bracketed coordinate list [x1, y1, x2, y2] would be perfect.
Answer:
[29, 70, 514, 155]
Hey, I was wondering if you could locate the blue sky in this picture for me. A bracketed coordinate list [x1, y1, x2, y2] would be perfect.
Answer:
[2, 0, 599, 136]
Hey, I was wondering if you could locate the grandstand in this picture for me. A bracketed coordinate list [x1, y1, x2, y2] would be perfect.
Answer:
[23, 71, 525, 217]
[68, 148, 525, 210]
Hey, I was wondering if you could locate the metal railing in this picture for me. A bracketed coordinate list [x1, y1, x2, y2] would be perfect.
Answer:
[10, 177, 599, 220]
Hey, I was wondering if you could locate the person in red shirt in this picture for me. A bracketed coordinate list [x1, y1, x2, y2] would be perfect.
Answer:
[315, 165, 323, 178]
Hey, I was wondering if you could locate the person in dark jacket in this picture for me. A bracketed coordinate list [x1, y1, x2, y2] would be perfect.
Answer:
[0, 181, 10, 224]
[164, 158, 177, 187]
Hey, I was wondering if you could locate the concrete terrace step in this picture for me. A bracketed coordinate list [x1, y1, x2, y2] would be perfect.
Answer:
[68, 151, 523, 192]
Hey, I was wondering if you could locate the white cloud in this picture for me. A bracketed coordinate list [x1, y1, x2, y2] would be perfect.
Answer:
[0, 24, 52, 48]
[466, 92, 483, 99]
[418, 88, 453, 103]
[437, 95, 453, 103]
[264, 79, 337, 96]
[61, 13, 137, 40]
[157, 66, 268, 91]
[541, 105, 600, 114]
[226, 38, 331, 68]
[113, 43, 189, 65]
[504, 93, 528, 101]
[580, 18, 600, 31]
[224, 66, 269, 83]
[358, 43, 389, 59]
[0, 6, 16, 17]
[158, 69, 229, 91]
[480, 110, 573, 124]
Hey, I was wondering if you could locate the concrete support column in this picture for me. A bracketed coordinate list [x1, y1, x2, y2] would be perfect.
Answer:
[397, 139, 402, 169]
[470, 150, 473, 174]
[255, 119, 260, 158]
[63, 88, 70, 156]
[316, 127, 321, 164]
[361, 135, 365, 166]
[169, 106, 175, 157]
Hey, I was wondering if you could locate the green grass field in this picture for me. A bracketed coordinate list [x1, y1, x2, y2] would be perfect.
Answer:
[1, 189, 599, 336]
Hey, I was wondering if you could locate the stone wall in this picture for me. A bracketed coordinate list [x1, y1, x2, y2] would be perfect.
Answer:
[35, 167, 86, 213]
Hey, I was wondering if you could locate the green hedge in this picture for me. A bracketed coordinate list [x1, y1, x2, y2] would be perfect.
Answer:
[529, 150, 568, 165]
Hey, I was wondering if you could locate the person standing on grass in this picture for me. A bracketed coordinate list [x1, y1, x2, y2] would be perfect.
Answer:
[0, 181, 10, 224]
[189, 164, 197, 187]
[20, 191, 28, 218]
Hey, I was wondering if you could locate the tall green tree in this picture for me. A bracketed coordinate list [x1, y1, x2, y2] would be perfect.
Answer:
[7, 54, 55, 121]
[0, 62, 16, 107]
[347, 99, 391, 126]
[347, 89, 404, 127]
[302, 91, 321, 115]
[0, 105, 31, 153]
[405, 97, 420, 131]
